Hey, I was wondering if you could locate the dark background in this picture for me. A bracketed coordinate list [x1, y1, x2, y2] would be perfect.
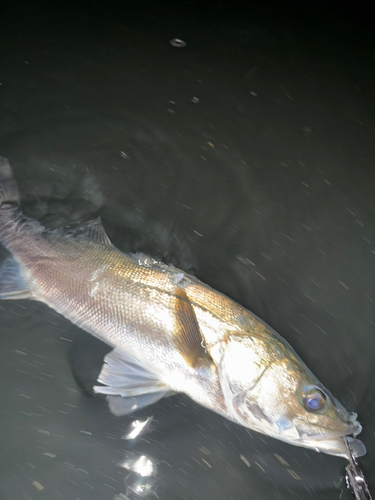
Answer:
[0, 1, 374, 499]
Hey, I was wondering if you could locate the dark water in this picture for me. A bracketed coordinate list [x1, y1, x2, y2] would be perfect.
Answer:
[1, 2, 374, 499]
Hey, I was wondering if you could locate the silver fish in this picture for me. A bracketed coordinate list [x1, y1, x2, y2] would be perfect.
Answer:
[0, 157, 365, 458]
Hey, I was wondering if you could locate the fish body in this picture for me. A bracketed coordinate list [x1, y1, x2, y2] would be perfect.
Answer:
[0, 157, 365, 458]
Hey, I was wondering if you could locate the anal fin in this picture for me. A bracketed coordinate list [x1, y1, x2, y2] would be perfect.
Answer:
[93, 348, 172, 416]
[0, 257, 31, 300]
[106, 391, 171, 416]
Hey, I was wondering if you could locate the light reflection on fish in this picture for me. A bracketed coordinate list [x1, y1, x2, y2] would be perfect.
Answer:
[0, 157, 365, 458]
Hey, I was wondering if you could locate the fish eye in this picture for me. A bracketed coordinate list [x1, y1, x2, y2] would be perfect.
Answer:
[302, 389, 326, 412]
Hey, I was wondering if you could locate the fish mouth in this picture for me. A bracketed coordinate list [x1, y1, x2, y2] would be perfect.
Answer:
[300, 421, 362, 441]
[309, 435, 367, 458]
[295, 421, 366, 458]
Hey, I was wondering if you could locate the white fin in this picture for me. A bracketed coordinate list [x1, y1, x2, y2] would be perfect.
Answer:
[106, 392, 171, 416]
[93, 349, 172, 416]
[0, 257, 31, 300]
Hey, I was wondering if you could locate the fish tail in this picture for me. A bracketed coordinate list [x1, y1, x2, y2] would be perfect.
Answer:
[0, 157, 33, 300]
[0, 157, 24, 248]
[0, 157, 20, 208]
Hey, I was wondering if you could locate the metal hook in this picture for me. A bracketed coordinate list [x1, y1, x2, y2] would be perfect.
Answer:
[344, 437, 372, 500]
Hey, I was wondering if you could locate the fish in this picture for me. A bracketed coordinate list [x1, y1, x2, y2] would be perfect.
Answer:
[0, 156, 365, 458]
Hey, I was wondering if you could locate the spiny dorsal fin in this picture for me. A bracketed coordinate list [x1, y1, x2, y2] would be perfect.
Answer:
[66, 218, 112, 246]
[173, 288, 212, 368]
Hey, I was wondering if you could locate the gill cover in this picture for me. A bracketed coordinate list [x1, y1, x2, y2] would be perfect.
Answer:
[215, 334, 278, 431]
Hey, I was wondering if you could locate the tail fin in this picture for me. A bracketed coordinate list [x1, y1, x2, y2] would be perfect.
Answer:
[0, 157, 20, 207]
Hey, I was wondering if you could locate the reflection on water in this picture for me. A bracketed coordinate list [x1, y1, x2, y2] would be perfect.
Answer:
[121, 455, 157, 499]
[122, 417, 154, 441]
[123, 455, 156, 478]
[114, 419, 158, 499]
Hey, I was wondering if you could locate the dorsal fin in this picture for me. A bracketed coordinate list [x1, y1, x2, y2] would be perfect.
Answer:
[65, 218, 112, 246]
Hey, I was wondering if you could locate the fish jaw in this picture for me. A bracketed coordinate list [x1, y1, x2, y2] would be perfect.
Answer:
[227, 390, 366, 458]
[292, 435, 366, 458]
[293, 416, 366, 458]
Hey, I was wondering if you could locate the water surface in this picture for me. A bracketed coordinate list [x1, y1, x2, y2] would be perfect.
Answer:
[1, 2, 374, 499]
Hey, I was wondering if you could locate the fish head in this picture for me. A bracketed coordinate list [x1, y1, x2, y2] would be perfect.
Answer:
[214, 329, 365, 458]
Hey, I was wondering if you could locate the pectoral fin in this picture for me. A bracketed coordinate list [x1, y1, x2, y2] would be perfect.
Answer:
[173, 288, 212, 367]
[93, 348, 172, 416]
[0, 257, 31, 300]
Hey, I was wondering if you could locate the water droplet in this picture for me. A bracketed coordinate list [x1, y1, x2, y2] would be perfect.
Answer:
[170, 38, 186, 48]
